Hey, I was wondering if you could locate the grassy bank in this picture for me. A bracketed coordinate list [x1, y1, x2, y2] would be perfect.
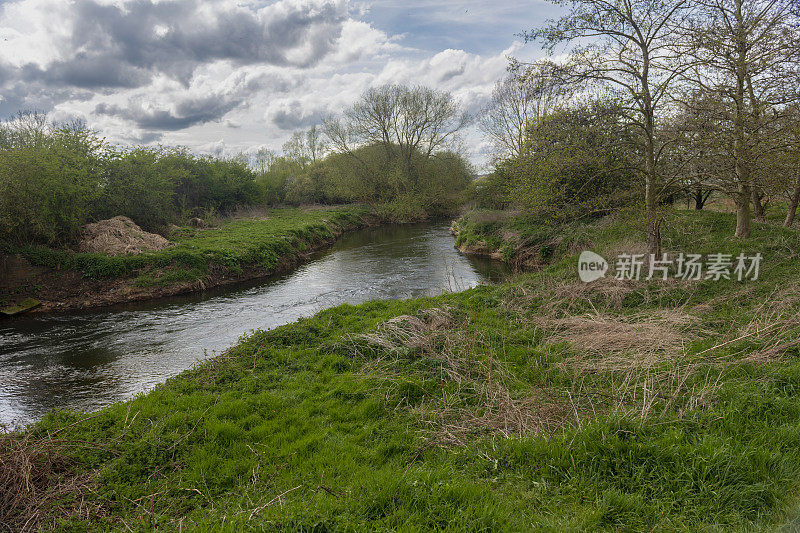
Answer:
[4, 208, 800, 531]
[0, 206, 372, 311]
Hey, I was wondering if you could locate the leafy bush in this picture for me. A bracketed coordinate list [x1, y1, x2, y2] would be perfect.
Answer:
[100, 148, 185, 232]
[0, 126, 105, 245]
[0, 114, 264, 247]
[475, 100, 640, 221]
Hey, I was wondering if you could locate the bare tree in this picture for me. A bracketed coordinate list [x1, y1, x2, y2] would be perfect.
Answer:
[663, 97, 722, 209]
[305, 125, 327, 164]
[282, 131, 310, 168]
[252, 147, 276, 174]
[479, 61, 572, 160]
[682, 0, 800, 237]
[325, 84, 468, 191]
[766, 106, 800, 227]
[528, 0, 692, 256]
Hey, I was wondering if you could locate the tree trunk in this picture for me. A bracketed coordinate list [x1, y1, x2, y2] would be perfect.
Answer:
[732, 0, 751, 239]
[751, 186, 766, 222]
[694, 187, 705, 210]
[645, 173, 661, 256]
[734, 186, 751, 238]
[643, 105, 660, 255]
[784, 176, 800, 227]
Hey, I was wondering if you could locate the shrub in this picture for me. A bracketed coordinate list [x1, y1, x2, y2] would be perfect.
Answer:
[0, 126, 105, 246]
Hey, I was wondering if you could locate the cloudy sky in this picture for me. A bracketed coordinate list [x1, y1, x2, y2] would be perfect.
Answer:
[0, 0, 562, 166]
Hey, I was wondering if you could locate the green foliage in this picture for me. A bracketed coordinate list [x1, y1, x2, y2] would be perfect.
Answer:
[20, 208, 800, 531]
[8, 207, 367, 282]
[476, 100, 640, 220]
[253, 138, 473, 220]
[468, 168, 514, 210]
[516, 100, 638, 218]
[164, 149, 261, 216]
[0, 114, 264, 247]
[99, 147, 185, 232]
[322, 145, 472, 219]
[0, 125, 106, 246]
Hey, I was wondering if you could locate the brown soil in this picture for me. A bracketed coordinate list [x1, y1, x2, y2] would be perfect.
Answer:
[456, 241, 504, 261]
[79, 216, 172, 255]
[450, 220, 583, 272]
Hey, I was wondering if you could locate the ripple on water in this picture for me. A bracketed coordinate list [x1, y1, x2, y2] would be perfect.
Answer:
[0, 222, 509, 428]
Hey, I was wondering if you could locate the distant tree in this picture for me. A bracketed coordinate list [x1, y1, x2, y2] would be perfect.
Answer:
[305, 125, 327, 164]
[281, 126, 328, 169]
[664, 95, 723, 210]
[479, 61, 572, 160]
[282, 131, 311, 169]
[252, 147, 276, 174]
[324, 84, 469, 195]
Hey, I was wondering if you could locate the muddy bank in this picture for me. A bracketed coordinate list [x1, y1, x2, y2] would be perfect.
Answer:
[0, 218, 374, 314]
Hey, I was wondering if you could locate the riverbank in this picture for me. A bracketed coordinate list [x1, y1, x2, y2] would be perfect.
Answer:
[450, 208, 592, 271]
[4, 208, 800, 531]
[0, 206, 375, 313]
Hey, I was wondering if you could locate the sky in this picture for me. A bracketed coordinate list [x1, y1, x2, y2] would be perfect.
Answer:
[0, 0, 563, 167]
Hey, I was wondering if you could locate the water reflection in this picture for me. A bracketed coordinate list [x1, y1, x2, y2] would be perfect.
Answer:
[0, 222, 509, 428]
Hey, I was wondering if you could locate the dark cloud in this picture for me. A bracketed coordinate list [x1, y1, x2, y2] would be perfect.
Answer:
[438, 62, 466, 82]
[96, 94, 243, 131]
[22, 58, 150, 89]
[93, 70, 266, 130]
[271, 101, 325, 130]
[0, 80, 93, 118]
[22, 0, 348, 90]
[124, 131, 164, 145]
[0, 0, 344, 129]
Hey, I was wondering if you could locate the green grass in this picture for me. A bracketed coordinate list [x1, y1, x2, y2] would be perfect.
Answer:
[1, 206, 370, 283]
[8, 208, 800, 531]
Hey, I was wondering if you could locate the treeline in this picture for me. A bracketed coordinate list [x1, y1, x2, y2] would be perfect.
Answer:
[258, 85, 473, 220]
[0, 86, 473, 248]
[0, 113, 260, 247]
[476, 0, 800, 255]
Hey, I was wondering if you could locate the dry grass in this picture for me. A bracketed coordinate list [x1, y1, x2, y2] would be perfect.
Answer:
[602, 238, 648, 259]
[719, 284, 800, 364]
[504, 277, 638, 318]
[530, 306, 714, 421]
[0, 432, 104, 532]
[345, 276, 800, 445]
[537, 309, 698, 371]
[78, 216, 172, 256]
[349, 308, 580, 446]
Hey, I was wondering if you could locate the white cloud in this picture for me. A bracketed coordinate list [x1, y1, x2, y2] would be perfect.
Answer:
[0, 0, 552, 164]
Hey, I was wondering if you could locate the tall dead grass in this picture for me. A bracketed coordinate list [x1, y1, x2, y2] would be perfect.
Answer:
[0, 432, 103, 532]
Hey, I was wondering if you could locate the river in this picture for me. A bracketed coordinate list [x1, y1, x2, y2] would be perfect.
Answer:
[0, 222, 508, 429]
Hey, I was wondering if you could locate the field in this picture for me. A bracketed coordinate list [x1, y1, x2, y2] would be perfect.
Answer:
[4, 208, 800, 531]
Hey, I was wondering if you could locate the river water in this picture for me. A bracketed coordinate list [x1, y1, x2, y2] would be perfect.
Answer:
[0, 222, 508, 428]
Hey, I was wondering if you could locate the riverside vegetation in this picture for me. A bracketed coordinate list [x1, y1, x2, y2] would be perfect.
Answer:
[4, 206, 800, 531]
[4, 4, 800, 526]
[0, 88, 471, 310]
[0, 206, 373, 311]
